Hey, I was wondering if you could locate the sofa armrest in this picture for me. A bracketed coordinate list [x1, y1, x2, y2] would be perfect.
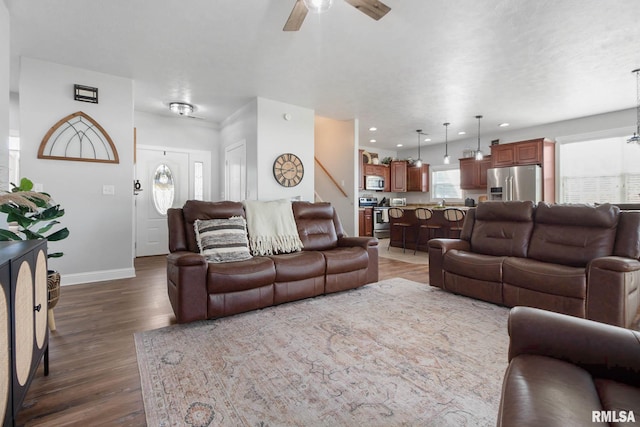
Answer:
[587, 256, 640, 328]
[508, 306, 640, 387]
[338, 236, 379, 284]
[338, 236, 379, 249]
[166, 251, 208, 323]
[427, 239, 471, 288]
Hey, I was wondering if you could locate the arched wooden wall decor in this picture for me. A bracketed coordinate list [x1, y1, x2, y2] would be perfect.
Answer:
[38, 111, 120, 163]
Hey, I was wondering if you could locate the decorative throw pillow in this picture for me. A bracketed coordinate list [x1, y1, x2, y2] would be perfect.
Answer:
[194, 216, 252, 263]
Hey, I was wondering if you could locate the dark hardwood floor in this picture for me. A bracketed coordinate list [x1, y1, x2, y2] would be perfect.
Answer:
[16, 255, 428, 426]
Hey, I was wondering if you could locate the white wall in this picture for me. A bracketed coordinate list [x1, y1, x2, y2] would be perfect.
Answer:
[220, 99, 258, 200]
[19, 57, 135, 285]
[0, 2, 9, 190]
[220, 98, 315, 203]
[256, 98, 314, 202]
[315, 116, 357, 235]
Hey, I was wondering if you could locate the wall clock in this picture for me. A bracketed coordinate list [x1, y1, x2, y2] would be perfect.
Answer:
[273, 153, 304, 187]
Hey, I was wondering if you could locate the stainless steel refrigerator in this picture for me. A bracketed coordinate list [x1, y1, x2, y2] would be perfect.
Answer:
[487, 165, 542, 202]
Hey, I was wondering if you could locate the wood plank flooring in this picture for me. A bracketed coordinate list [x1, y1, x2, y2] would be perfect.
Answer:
[16, 254, 428, 426]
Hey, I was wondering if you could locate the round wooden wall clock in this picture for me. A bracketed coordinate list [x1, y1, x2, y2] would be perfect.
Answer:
[273, 153, 304, 187]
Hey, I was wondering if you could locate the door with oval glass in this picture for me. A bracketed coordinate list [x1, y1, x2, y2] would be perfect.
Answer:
[135, 148, 189, 257]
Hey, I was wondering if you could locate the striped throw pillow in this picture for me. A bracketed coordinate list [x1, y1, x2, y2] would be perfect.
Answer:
[194, 216, 252, 263]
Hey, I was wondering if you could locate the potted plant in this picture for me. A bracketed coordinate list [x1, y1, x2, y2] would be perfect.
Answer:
[0, 177, 69, 330]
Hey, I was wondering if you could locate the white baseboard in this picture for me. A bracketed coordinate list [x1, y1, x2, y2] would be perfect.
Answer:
[60, 268, 136, 286]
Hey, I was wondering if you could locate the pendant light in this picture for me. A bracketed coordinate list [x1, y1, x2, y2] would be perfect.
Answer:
[628, 68, 640, 145]
[443, 122, 451, 164]
[475, 115, 484, 160]
[415, 129, 423, 167]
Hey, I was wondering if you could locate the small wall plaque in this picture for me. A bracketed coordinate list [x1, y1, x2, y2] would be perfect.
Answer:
[74, 84, 98, 103]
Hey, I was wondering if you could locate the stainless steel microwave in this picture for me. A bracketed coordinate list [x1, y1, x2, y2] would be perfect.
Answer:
[365, 175, 385, 191]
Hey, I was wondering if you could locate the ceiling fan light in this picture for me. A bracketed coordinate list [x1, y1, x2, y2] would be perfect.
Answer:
[303, 0, 333, 14]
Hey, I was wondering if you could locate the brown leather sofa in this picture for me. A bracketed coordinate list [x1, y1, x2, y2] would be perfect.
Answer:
[428, 201, 640, 328]
[497, 306, 640, 426]
[167, 200, 379, 323]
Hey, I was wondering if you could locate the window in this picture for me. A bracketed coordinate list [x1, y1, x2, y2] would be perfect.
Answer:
[193, 161, 204, 201]
[152, 164, 175, 215]
[559, 136, 640, 204]
[431, 167, 462, 201]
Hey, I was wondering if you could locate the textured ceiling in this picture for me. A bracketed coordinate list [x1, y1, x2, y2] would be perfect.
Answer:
[7, 0, 640, 150]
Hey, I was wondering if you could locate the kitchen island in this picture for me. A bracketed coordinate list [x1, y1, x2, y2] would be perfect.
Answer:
[388, 206, 472, 252]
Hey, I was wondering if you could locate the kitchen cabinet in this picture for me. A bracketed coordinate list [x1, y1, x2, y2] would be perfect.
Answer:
[358, 208, 373, 237]
[460, 156, 492, 190]
[0, 240, 49, 426]
[490, 138, 552, 167]
[490, 138, 556, 202]
[390, 161, 407, 192]
[407, 164, 429, 192]
[363, 164, 390, 192]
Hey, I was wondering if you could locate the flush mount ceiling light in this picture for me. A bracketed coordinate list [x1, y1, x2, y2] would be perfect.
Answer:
[443, 122, 451, 164]
[169, 102, 194, 116]
[628, 68, 640, 145]
[475, 115, 484, 160]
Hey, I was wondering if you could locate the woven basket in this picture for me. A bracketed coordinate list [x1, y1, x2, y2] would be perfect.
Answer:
[47, 271, 60, 310]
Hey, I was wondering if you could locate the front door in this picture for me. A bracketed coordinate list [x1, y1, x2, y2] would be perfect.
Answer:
[135, 148, 189, 257]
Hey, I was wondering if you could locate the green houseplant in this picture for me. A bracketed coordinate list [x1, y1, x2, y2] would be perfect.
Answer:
[0, 177, 69, 252]
[0, 177, 69, 330]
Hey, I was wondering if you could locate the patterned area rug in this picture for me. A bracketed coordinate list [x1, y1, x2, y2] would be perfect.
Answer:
[135, 278, 510, 426]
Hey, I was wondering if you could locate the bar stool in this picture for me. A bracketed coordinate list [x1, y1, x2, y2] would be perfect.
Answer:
[388, 208, 412, 253]
[414, 208, 443, 254]
[443, 208, 465, 238]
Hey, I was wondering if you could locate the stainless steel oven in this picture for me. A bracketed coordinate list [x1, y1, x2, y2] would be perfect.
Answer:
[373, 207, 390, 238]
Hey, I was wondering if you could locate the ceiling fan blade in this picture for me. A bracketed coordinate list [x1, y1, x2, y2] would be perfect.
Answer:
[283, 0, 308, 31]
[344, 0, 391, 21]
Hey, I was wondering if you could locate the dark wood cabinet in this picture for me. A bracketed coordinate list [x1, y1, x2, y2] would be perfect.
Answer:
[490, 138, 551, 167]
[390, 161, 407, 192]
[0, 240, 49, 426]
[407, 164, 429, 192]
[358, 208, 373, 237]
[460, 156, 492, 190]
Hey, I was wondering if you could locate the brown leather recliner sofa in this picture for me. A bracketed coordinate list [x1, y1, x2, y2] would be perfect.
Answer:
[497, 306, 640, 426]
[167, 200, 379, 323]
[428, 201, 640, 328]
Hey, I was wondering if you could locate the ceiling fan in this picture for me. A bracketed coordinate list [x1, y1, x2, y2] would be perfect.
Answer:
[283, 0, 391, 31]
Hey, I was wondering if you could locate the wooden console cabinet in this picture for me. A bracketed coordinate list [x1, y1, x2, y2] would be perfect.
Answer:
[0, 240, 49, 426]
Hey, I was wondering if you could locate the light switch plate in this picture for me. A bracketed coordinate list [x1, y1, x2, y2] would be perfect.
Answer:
[103, 185, 115, 196]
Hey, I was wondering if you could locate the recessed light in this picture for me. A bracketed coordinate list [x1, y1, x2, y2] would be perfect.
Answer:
[396, 144, 403, 147]
[370, 139, 376, 143]
[369, 127, 377, 131]
[424, 138, 431, 142]
[458, 131, 466, 135]
[499, 123, 510, 127]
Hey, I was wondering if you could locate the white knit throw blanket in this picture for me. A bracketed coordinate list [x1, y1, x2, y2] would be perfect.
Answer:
[243, 199, 304, 256]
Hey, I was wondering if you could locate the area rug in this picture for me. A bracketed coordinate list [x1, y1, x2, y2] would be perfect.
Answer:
[135, 278, 510, 426]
